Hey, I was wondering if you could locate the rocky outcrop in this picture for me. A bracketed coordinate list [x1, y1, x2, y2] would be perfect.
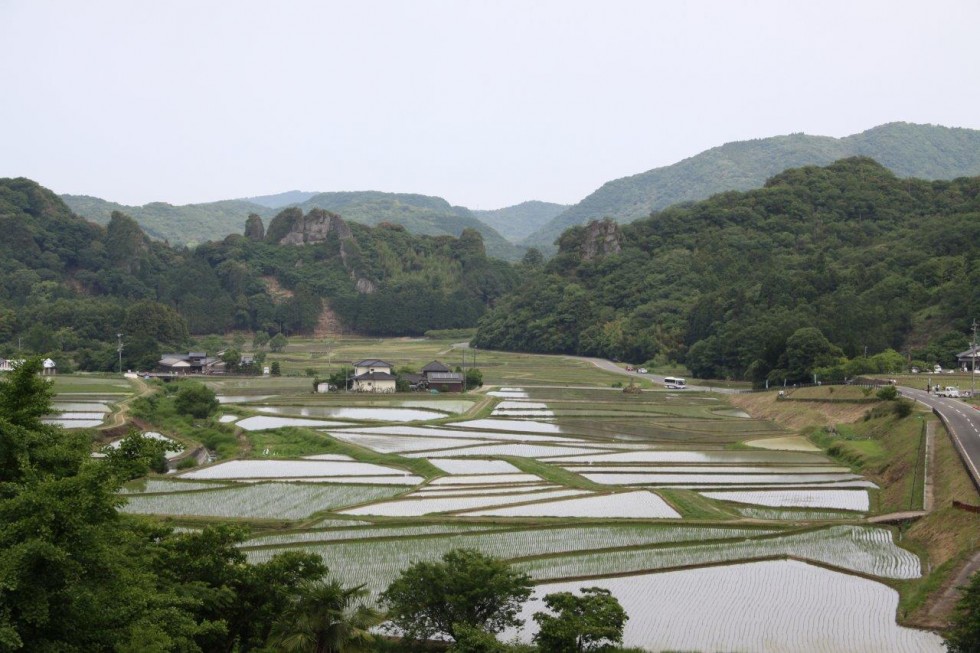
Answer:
[581, 217, 623, 262]
[277, 208, 352, 245]
[244, 213, 265, 240]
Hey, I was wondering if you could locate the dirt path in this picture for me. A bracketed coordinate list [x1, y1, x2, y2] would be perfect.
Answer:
[98, 376, 152, 431]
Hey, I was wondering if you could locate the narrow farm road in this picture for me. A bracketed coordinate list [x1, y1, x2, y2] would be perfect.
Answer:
[901, 387, 980, 494]
[99, 375, 152, 431]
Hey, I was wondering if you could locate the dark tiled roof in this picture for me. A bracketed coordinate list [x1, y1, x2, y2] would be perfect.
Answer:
[353, 371, 396, 381]
[422, 360, 452, 373]
[353, 359, 394, 368]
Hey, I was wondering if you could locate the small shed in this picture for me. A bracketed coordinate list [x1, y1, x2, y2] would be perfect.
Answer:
[42, 358, 57, 376]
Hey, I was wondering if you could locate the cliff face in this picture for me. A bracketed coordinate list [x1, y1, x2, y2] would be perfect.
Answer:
[277, 208, 353, 245]
[267, 208, 375, 294]
[581, 217, 623, 262]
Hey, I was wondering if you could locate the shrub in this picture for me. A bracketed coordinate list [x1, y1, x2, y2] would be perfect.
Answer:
[174, 381, 219, 419]
[876, 385, 898, 401]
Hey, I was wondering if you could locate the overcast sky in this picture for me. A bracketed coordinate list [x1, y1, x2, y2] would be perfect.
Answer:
[2, 0, 978, 209]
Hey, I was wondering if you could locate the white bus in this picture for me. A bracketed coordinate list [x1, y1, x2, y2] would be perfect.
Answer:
[664, 376, 687, 389]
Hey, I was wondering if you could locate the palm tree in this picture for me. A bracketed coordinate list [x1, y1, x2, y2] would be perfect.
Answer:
[268, 579, 382, 653]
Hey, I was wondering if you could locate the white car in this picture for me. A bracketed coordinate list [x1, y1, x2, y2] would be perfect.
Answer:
[637, 368, 648, 374]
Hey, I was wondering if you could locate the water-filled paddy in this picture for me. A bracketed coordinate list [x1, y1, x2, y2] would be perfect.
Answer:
[427, 458, 522, 474]
[256, 406, 445, 421]
[582, 472, 864, 485]
[512, 560, 942, 653]
[181, 459, 415, 479]
[42, 418, 105, 428]
[236, 416, 349, 430]
[702, 489, 870, 511]
[51, 402, 111, 412]
[460, 490, 681, 519]
[339, 488, 587, 517]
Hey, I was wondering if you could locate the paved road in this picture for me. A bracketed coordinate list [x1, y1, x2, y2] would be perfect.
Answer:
[902, 387, 980, 493]
[579, 357, 741, 393]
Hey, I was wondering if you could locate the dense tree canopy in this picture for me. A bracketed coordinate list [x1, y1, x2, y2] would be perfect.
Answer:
[475, 158, 980, 381]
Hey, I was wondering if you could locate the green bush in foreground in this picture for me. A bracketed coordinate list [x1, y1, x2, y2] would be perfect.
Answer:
[380, 549, 533, 642]
[533, 587, 628, 652]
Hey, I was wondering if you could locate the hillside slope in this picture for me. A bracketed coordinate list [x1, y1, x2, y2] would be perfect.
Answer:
[475, 158, 980, 382]
[61, 195, 273, 245]
[472, 200, 569, 243]
[524, 122, 980, 251]
[294, 191, 524, 260]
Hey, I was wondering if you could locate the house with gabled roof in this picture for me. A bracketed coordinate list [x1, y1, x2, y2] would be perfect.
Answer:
[420, 360, 464, 392]
[351, 359, 397, 393]
[158, 352, 225, 374]
[957, 345, 980, 371]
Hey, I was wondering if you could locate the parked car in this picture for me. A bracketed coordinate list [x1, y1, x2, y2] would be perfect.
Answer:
[637, 368, 648, 374]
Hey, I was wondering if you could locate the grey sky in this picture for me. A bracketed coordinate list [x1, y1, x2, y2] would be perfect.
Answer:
[2, 0, 978, 209]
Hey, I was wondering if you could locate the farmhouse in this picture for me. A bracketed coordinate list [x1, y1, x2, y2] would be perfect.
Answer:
[421, 360, 464, 392]
[351, 359, 397, 393]
[158, 352, 225, 375]
[957, 345, 980, 370]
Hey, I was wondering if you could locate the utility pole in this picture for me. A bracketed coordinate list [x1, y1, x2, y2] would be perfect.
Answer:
[116, 333, 123, 375]
[972, 319, 977, 397]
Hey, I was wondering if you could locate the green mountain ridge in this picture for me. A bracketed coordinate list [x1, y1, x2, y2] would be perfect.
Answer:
[474, 157, 980, 382]
[62, 190, 525, 260]
[523, 122, 980, 252]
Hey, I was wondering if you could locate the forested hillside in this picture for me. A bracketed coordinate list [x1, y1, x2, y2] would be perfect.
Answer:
[292, 191, 524, 260]
[61, 194, 271, 245]
[1, 179, 517, 371]
[524, 123, 980, 252]
[63, 190, 525, 260]
[474, 158, 980, 383]
[473, 200, 569, 242]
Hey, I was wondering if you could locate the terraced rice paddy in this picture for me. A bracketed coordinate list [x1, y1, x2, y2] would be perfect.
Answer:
[459, 490, 681, 519]
[180, 459, 417, 480]
[701, 489, 871, 511]
[339, 488, 588, 517]
[257, 406, 445, 421]
[131, 378, 934, 648]
[513, 561, 943, 652]
[515, 525, 920, 580]
[121, 482, 409, 519]
[236, 416, 348, 430]
[244, 524, 783, 596]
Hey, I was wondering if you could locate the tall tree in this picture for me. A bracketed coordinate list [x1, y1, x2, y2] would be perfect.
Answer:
[379, 549, 532, 642]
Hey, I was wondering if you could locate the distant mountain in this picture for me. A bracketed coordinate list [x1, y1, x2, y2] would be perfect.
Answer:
[239, 190, 317, 208]
[294, 191, 525, 261]
[472, 201, 569, 243]
[523, 122, 980, 252]
[61, 195, 272, 245]
[63, 189, 525, 260]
